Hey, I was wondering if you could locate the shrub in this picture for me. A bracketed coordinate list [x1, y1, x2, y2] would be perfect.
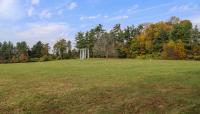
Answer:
[187, 55, 194, 59]
[175, 41, 186, 59]
[162, 40, 176, 59]
[194, 56, 200, 60]
[162, 40, 186, 60]
[56, 56, 62, 60]
[136, 55, 146, 59]
[117, 49, 127, 58]
[39, 55, 50, 62]
[29, 58, 40, 62]
[11, 56, 19, 63]
[192, 45, 200, 56]
[152, 53, 162, 59]
[63, 54, 71, 59]
[19, 53, 29, 62]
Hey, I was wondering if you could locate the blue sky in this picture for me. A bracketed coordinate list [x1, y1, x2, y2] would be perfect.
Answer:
[0, 0, 200, 47]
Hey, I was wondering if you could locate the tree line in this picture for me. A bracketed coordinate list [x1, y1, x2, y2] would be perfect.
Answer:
[0, 40, 74, 63]
[75, 16, 200, 60]
[0, 16, 200, 63]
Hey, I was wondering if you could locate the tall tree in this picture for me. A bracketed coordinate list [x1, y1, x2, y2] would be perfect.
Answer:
[169, 16, 180, 25]
[42, 43, 50, 56]
[111, 24, 126, 57]
[87, 29, 96, 56]
[170, 24, 184, 41]
[0, 41, 14, 62]
[192, 25, 200, 45]
[16, 41, 29, 53]
[94, 32, 115, 58]
[94, 24, 104, 40]
[191, 25, 200, 56]
[67, 41, 72, 54]
[53, 39, 67, 59]
[75, 32, 86, 49]
[31, 41, 45, 58]
[180, 20, 193, 47]
[16, 41, 29, 62]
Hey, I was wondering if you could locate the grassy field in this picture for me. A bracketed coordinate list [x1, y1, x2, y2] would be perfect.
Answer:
[0, 59, 199, 114]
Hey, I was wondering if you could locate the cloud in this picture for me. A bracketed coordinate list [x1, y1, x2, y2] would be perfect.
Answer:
[120, 4, 139, 14]
[0, 0, 23, 20]
[27, 6, 34, 17]
[39, 10, 52, 18]
[80, 14, 101, 20]
[190, 16, 200, 28]
[16, 22, 72, 47]
[31, 0, 40, 5]
[104, 15, 109, 19]
[66, 2, 78, 10]
[110, 15, 129, 20]
[79, 14, 128, 21]
[170, 4, 198, 12]
[27, 0, 40, 17]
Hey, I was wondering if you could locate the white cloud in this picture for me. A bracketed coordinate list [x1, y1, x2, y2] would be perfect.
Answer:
[27, 0, 40, 17]
[111, 15, 129, 20]
[66, 2, 78, 10]
[16, 22, 71, 47]
[39, 10, 52, 18]
[31, 0, 40, 5]
[170, 4, 198, 12]
[126, 4, 139, 14]
[80, 14, 101, 20]
[104, 15, 109, 19]
[0, 0, 23, 20]
[27, 6, 34, 17]
[190, 16, 200, 28]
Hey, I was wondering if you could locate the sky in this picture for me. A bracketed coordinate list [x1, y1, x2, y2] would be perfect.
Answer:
[0, 0, 200, 48]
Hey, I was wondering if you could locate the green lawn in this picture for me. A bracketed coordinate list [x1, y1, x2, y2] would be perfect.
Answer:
[0, 59, 200, 114]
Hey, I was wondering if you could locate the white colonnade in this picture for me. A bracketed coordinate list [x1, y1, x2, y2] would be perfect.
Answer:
[80, 48, 89, 60]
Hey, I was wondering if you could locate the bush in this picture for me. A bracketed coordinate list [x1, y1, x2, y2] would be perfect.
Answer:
[117, 49, 127, 58]
[152, 53, 162, 59]
[187, 55, 194, 59]
[29, 58, 40, 62]
[19, 53, 29, 63]
[63, 54, 71, 59]
[56, 56, 62, 60]
[135, 54, 160, 60]
[39, 55, 50, 62]
[136, 55, 146, 59]
[162, 40, 186, 60]
[194, 56, 200, 60]
[11, 56, 19, 63]
[51, 55, 57, 60]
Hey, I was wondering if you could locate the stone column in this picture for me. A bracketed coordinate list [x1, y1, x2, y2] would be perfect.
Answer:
[80, 49, 81, 59]
[84, 49, 86, 59]
[87, 49, 89, 59]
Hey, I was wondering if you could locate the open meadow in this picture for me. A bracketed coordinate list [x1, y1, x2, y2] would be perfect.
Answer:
[0, 59, 200, 114]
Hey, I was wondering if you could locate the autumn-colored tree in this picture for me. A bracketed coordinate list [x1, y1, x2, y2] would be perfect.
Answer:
[144, 22, 171, 53]
[162, 40, 186, 59]
[174, 40, 186, 59]
[137, 33, 146, 55]
[162, 40, 176, 59]
[130, 39, 139, 58]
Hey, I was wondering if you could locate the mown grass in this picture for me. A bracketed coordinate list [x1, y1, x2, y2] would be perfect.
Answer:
[0, 59, 199, 114]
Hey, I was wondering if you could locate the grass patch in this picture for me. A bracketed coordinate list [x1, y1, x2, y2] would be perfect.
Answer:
[0, 59, 199, 114]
